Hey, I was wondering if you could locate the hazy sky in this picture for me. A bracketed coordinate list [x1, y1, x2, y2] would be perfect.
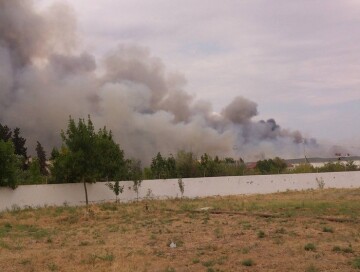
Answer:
[36, 0, 360, 153]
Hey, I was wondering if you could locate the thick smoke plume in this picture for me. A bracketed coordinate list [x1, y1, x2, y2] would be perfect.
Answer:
[0, 0, 326, 163]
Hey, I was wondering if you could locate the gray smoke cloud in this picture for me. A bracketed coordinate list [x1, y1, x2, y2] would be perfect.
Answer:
[222, 96, 258, 124]
[0, 0, 326, 163]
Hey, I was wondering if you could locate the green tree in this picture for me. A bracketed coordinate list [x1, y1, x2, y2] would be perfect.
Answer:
[150, 152, 177, 179]
[16, 158, 45, 185]
[150, 152, 166, 179]
[217, 157, 246, 177]
[199, 153, 224, 177]
[12, 127, 28, 170]
[178, 178, 185, 197]
[127, 159, 143, 201]
[143, 167, 153, 180]
[36, 141, 47, 176]
[345, 160, 358, 171]
[176, 150, 199, 178]
[256, 159, 271, 174]
[290, 163, 315, 173]
[50, 147, 60, 160]
[318, 162, 345, 172]
[106, 181, 124, 203]
[200, 153, 211, 177]
[0, 140, 19, 189]
[166, 155, 177, 178]
[28, 158, 43, 184]
[52, 116, 127, 205]
[12, 128, 27, 158]
[256, 157, 287, 174]
[224, 157, 235, 164]
[272, 157, 288, 173]
[0, 123, 12, 141]
[95, 128, 127, 181]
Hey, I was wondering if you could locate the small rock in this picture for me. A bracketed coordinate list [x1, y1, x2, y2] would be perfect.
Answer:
[198, 207, 213, 211]
[169, 241, 176, 248]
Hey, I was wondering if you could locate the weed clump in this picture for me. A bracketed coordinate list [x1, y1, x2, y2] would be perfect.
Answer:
[305, 264, 319, 272]
[322, 226, 334, 233]
[257, 230, 265, 238]
[353, 257, 360, 269]
[304, 243, 316, 251]
[164, 266, 176, 272]
[242, 258, 254, 266]
[332, 245, 353, 253]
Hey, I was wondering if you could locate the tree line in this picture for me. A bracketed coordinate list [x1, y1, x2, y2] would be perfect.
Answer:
[0, 124, 47, 188]
[1, 116, 359, 191]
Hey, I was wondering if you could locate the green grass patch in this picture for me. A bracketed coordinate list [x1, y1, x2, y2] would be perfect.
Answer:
[332, 245, 354, 253]
[322, 226, 334, 233]
[257, 230, 265, 238]
[202, 260, 216, 267]
[241, 258, 254, 266]
[304, 243, 316, 251]
[305, 264, 319, 272]
[353, 257, 360, 269]
[0, 222, 12, 237]
[16, 224, 50, 240]
[0, 240, 11, 250]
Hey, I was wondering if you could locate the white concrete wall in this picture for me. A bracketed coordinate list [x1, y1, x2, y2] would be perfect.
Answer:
[292, 160, 360, 168]
[0, 171, 359, 211]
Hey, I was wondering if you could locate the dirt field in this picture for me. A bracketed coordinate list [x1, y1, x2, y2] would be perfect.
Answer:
[0, 188, 360, 272]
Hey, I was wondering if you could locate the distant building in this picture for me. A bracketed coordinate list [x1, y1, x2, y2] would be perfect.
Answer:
[286, 156, 360, 168]
[245, 162, 257, 170]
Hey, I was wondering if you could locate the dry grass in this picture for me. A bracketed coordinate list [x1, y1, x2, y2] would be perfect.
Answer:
[1, 188, 360, 271]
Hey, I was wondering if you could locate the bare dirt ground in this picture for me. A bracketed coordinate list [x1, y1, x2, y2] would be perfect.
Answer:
[0, 188, 360, 272]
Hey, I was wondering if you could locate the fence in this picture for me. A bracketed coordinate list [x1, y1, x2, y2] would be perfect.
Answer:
[0, 171, 359, 211]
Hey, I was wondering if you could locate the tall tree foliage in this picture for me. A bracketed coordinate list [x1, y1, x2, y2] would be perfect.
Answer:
[200, 153, 211, 177]
[0, 140, 18, 189]
[52, 116, 127, 205]
[28, 159, 43, 184]
[95, 128, 126, 181]
[166, 155, 177, 178]
[150, 152, 166, 178]
[0, 123, 12, 142]
[12, 127, 28, 170]
[12, 128, 27, 158]
[150, 152, 176, 179]
[176, 150, 198, 178]
[36, 141, 47, 176]
[147, 151, 246, 179]
[256, 157, 287, 174]
[127, 159, 143, 201]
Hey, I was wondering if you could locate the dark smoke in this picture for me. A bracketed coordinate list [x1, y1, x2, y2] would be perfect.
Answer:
[0, 0, 325, 163]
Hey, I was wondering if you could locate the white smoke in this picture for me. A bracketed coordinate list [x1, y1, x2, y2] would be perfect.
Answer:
[0, 0, 327, 163]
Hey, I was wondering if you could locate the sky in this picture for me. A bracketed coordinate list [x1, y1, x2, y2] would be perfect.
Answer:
[35, 0, 360, 151]
[1, 0, 359, 162]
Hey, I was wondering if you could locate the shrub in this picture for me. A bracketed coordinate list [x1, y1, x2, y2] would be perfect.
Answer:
[257, 230, 265, 238]
[304, 243, 316, 251]
[332, 246, 341, 252]
[332, 245, 353, 253]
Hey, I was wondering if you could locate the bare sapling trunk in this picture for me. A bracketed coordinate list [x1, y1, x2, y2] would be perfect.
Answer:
[83, 178, 89, 206]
